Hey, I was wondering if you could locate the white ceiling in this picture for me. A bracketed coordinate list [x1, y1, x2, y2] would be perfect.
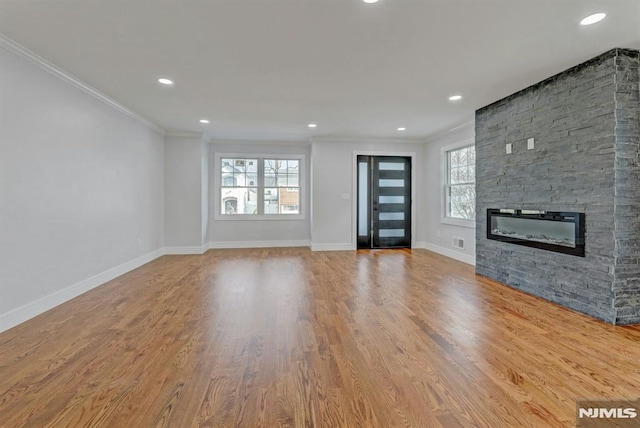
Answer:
[1, 0, 639, 141]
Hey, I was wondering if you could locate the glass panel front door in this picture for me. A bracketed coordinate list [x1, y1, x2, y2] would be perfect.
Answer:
[357, 156, 411, 249]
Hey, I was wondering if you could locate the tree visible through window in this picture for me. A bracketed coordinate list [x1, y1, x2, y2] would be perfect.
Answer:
[264, 159, 299, 214]
[219, 157, 301, 216]
[446, 146, 475, 220]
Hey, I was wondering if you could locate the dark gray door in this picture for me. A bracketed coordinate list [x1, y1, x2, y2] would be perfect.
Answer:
[357, 156, 411, 249]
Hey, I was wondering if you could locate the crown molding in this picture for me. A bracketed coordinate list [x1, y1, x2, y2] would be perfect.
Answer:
[209, 138, 311, 146]
[165, 133, 215, 144]
[423, 120, 474, 144]
[0, 33, 165, 135]
[310, 135, 425, 145]
[165, 132, 205, 138]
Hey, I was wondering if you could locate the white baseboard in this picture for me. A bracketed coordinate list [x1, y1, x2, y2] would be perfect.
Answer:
[415, 241, 476, 266]
[208, 240, 310, 249]
[0, 241, 475, 333]
[310, 243, 355, 251]
[164, 245, 208, 255]
[0, 248, 165, 333]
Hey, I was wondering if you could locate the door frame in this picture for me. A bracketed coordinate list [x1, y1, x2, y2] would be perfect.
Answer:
[352, 150, 416, 250]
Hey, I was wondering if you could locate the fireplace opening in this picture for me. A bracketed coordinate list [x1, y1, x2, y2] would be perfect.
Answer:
[487, 209, 585, 257]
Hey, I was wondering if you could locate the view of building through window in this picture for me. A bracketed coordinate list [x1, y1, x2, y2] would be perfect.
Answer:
[263, 159, 299, 214]
[446, 146, 475, 220]
[220, 158, 258, 214]
[220, 157, 300, 215]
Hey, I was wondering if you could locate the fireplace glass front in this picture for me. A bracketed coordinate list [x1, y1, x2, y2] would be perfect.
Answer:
[487, 209, 585, 257]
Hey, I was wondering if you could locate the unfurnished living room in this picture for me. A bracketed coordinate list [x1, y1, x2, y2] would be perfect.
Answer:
[1, 1, 640, 427]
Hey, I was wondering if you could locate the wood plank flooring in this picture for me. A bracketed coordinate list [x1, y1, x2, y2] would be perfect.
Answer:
[2, 248, 640, 427]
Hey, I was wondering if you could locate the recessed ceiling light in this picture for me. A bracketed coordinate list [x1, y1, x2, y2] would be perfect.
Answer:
[397, 127, 406, 131]
[158, 78, 174, 85]
[363, 0, 379, 3]
[580, 13, 606, 26]
[449, 95, 463, 101]
[199, 119, 210, 124]
[308, 123, 317, 128]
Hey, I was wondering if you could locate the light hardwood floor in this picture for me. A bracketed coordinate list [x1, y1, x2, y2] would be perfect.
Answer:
[1, 248, 640, 427]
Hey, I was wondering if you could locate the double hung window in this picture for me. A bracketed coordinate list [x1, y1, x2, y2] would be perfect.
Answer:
[445, 146, 475, 221]
[218, 156, 302, 218]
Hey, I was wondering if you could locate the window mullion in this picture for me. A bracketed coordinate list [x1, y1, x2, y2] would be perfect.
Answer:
[218, 154, 303, 219]
[257, 157, 264, 215]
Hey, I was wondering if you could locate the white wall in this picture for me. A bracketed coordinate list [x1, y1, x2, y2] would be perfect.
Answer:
[164, 135, 208, 250]
[208, 142, 311, 246]
[422, 123, 476, 264]
[0, 45, 165, 330]
[310, 139, 426, 250]
[201, 141, 209, 246]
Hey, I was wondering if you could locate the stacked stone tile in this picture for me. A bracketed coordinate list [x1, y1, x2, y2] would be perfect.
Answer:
[475, 48, 640, 324]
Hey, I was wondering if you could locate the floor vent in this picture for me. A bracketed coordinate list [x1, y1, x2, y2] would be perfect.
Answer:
[453, 237, 465, 249]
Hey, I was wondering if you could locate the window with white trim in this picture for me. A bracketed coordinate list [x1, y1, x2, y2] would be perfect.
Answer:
[218, 155, 302, 218]
[445, 145, 475, 220]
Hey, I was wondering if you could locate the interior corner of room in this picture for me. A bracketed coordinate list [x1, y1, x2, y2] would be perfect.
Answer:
[0, 37, 478, 332]
[1, 2, 640, 425]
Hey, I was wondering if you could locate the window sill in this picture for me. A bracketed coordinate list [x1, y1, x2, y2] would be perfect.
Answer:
[441, 217, 476, 228]
[214, 214, 306, 221]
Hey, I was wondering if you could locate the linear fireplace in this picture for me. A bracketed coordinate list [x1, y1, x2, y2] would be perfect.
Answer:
[487, 209, 585, 257]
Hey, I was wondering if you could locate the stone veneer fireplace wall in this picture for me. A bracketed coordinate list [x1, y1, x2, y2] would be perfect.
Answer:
[475, 48, 640, 325]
